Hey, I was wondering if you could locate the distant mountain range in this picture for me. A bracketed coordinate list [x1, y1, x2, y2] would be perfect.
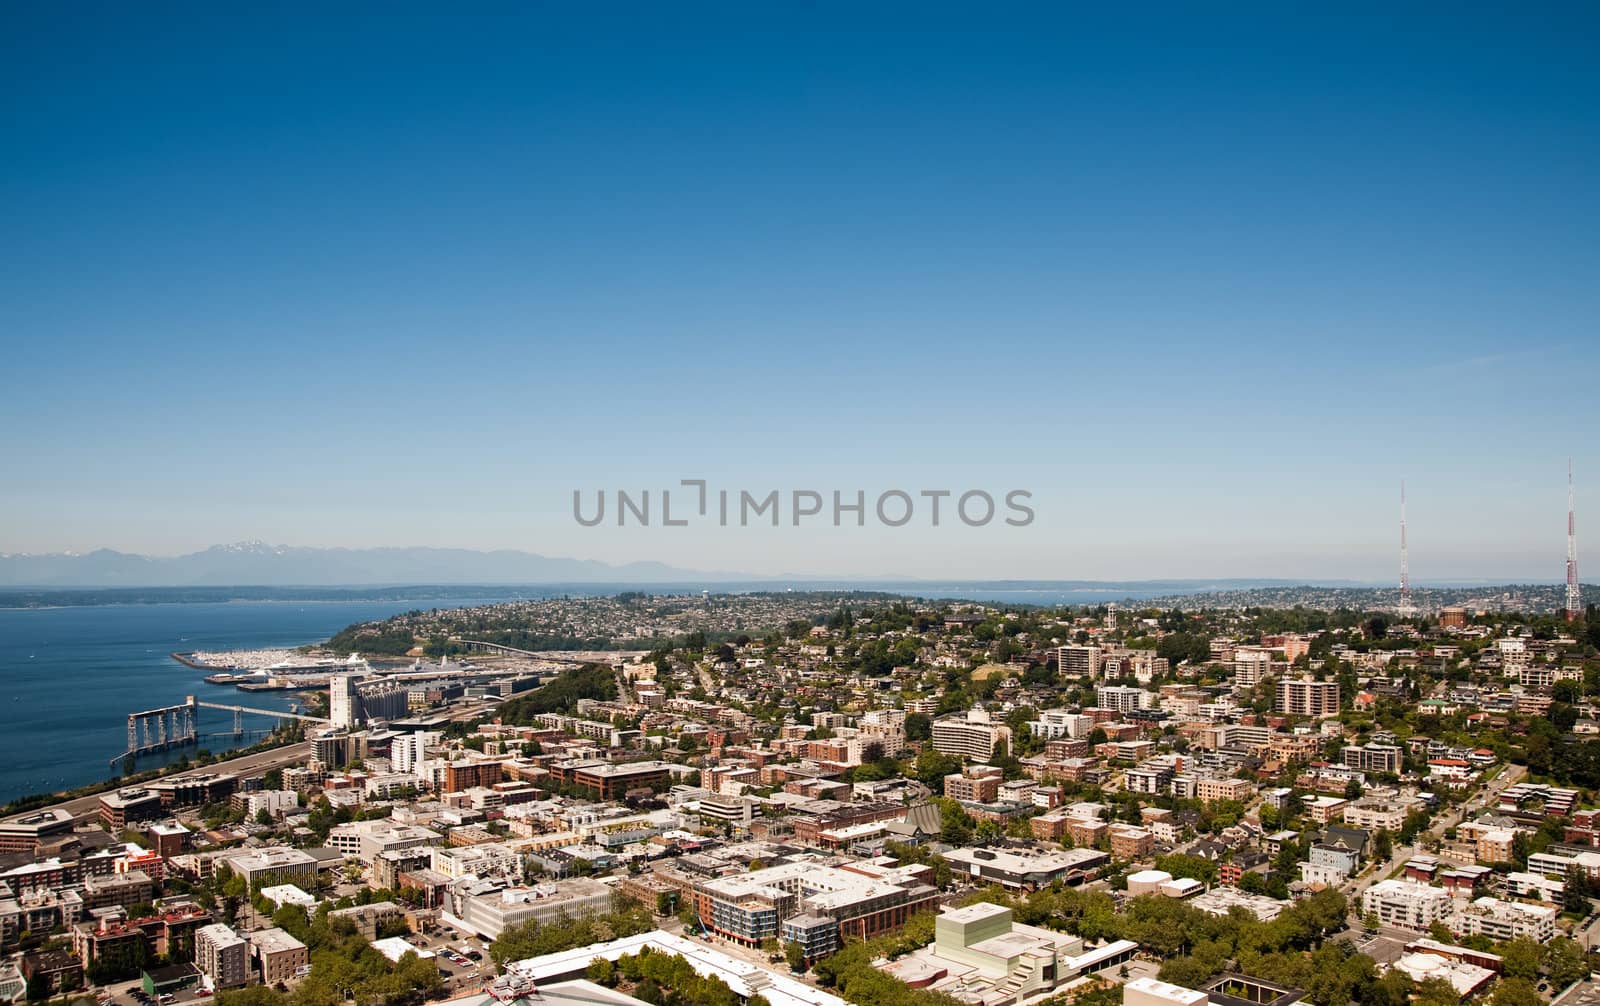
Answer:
[0, 542, 732, 586]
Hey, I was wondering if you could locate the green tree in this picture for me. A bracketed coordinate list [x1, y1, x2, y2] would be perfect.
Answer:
[1490, 978, 1544, 1006]
[1497, 938, 1542, 981]
[586, 958, 617, 987]
[1564, 866, 1592, 915]
[1372, 828, 1393, 861]
[1544, 936, 1588, 989]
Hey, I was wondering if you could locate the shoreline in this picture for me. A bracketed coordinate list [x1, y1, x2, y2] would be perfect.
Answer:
[0, 732, 304, 822]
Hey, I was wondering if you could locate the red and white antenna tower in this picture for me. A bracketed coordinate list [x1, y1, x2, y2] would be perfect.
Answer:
[1568, 460, 1581, 621]
[1399, 481, 1415, 617]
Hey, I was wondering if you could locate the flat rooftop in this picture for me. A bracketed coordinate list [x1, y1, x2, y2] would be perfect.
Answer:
[941, 901, 1011, 924]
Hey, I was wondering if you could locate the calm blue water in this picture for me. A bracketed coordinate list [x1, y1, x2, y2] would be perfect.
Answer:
[0, 598, 509, 805]
[0, 582, 1210, 804]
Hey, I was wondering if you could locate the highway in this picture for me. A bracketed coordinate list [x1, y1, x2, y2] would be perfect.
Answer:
[5, 697, 501, 827]
[6, 743, 315, 826]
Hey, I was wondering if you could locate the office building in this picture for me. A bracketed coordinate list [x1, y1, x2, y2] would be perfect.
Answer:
[216, 847, 318, 891]
[941, 846, 1108, 890]
[879, 902, 1138, 1001]
[1124, 978, 1207, 1006]
[550, 759, 674, 800]
[692, 860, 938, 953]
[0, 810, 75, 854]
[99, 789, 164, 830]
[447, 879, 615, 940]
[698, 794, 755, 831]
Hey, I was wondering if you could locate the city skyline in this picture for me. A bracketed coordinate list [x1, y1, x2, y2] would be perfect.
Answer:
[4, 7, 1597, 579]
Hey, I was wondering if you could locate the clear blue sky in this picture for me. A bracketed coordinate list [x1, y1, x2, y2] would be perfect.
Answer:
[2, 5, 1596, 580]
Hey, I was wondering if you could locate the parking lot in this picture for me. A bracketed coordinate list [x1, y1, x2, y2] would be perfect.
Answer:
[404, 924, 495, 992]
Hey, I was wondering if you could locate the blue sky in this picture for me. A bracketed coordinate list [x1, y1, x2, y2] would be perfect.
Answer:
[2, 5, 1596, 580]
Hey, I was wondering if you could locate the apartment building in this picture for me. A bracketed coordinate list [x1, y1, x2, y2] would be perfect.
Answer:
[1276, 677, 1340, 717]
[1125, 764, 1175, 795]
[249, 927, 309, 985]
[1055, 646, 1100, 679]
[931, 709, 1010, 762]
[442, 759, 505, 794]
[328, 820, 442, 864]
[1232, 649, 1273, 689]
[1452, 897, 1557, 943]
[1361, 880, 1454, 931]
[1342, 743, 1403, 775]
[195, 923, 249, 990]
[233, 790, 298, 820]
[1194, 778, 1254, 805]
[390, 731, 439, 774]
[430, 843, 522, 883]
[1109, 825, 1154, 860]
[1029, 710, 1094, 740]
[1095, 686, 1151, 713]
[943, 766, 1004, 803]
[1343, 799, 1412, 831]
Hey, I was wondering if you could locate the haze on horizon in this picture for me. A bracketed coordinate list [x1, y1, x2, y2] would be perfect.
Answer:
[2, 7, 1596, 584]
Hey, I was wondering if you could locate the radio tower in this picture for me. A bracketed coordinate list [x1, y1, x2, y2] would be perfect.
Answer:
[1567, 460, 1581, 621]
[1398, 481, 1415, 617]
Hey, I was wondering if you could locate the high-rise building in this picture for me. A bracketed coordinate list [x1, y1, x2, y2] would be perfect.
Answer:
[1232, 649, 1272, 689]
[931, 708, 1010, 761]
[1276, 677, 1339, 717]
[1056, 646, 1100, 679]
[391, 731, 438, 774]
[330, 675, 359, 729]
